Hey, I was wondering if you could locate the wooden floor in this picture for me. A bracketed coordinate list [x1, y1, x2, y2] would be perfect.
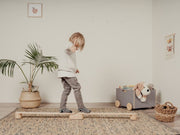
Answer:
[0, 103, 180, 133]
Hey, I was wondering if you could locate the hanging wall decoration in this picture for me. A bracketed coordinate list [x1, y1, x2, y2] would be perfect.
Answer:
[28, 3, 43, 18]
[165, 33, 175, 56]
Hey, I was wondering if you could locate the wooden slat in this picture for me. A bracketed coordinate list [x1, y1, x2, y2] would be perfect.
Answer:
[15, 111, 137, 120]
[83, 112, 135, 117]
[15, 111, 71, 119]
[16, 111, 70, 116]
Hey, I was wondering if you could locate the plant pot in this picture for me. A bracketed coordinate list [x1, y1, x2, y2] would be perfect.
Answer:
[19, 91, 41, 108]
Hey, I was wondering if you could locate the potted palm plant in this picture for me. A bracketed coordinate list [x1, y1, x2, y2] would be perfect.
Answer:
[0, 44, 58, 108]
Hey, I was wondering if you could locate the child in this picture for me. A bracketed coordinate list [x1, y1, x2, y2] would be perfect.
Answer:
[58, 32, 91, 113]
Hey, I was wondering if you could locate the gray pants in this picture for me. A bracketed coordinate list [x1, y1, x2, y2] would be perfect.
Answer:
[60, 77, 85, 109]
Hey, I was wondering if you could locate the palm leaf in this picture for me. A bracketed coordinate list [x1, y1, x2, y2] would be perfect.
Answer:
[25, 44, 41, 65]
[37, 61, 58, 73]
[0, 59, 16, 77]
[24, 44, 58, 66]
[20, 81, 27, 84]
[22, 61, 35, 66]
[21, 43, 59, 82]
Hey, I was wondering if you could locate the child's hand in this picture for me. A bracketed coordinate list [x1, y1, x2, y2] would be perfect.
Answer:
[76, 69, 79, 73]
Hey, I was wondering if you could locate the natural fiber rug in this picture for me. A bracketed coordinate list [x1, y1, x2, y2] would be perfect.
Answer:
[0, 107, 179, 135]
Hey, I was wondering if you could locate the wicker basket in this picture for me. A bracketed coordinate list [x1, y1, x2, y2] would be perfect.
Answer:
[155, 102, 177, 122]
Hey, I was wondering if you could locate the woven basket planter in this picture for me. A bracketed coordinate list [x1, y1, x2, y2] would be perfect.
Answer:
[19, 91, 41, 109]
[155, 102, 177, 122]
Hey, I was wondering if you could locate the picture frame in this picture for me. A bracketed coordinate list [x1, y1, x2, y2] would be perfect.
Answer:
[165, 33, 175, 56]
[27, 3, 43, 18]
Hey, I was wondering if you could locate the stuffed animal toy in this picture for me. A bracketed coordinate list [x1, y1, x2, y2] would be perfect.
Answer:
[133, 82, 153, 102]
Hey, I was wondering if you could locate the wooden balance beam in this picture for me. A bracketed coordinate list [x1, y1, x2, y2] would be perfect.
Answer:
[15, 111, 137, 120]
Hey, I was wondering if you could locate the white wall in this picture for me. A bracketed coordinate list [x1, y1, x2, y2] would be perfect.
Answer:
[152, 0, 180, 113]
[0, 0, 152, 103]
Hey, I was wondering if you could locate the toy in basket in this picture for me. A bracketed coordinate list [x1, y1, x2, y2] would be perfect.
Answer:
[155, 102, 177, 122]
[115, 82, 156, 110]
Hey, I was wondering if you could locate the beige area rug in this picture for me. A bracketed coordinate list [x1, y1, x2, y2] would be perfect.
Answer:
[0, 107, 179, 135]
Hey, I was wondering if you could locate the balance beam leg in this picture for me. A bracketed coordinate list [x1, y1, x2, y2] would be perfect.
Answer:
[15, 112, 22, 119]
[69, 113, 84, 120]
[130, 114, 137, 120]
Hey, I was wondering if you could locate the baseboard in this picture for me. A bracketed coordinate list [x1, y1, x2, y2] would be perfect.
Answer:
[41, 102, 114, 104]
[40, 102, 115, 108]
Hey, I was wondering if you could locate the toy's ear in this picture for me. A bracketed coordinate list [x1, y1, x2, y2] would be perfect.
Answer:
[138, 82, 144, 90]
[134, 82, 144, 90]
[133, 84, 138, 90]
[147, 83, 154, 90]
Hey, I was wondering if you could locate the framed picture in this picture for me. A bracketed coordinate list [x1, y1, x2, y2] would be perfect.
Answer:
[28, 3, 43, 18]
[165, 33, 175, 56]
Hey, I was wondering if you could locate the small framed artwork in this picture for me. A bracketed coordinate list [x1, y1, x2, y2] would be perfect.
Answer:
[28, 3, 43, 18]
[165, 33, 176, 56]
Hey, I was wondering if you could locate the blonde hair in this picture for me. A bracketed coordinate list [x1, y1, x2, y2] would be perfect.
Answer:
[69, 32, 85, 51]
